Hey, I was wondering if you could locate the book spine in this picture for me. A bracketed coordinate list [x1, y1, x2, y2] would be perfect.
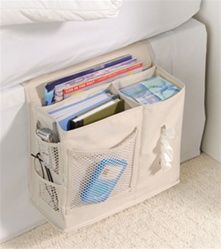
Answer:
[69, 119, 84, 130]
[63, 62, 144, 97]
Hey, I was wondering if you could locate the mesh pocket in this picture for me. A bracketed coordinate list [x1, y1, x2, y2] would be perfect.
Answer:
[39, 182, 60, 212]
[32, 136, 64, 215]
[36, 136, 62, 178]
[68, 130, 137, 208]
[31, 165, 65, 219]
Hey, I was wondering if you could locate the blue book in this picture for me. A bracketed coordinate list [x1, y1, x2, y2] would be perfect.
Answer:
[81, 158, 127, 204]
[48, 91, 111, 118]
[120, 82, 160, 105]
[141, 76, 180, 100]
[120, 76, 180, 105]
[44, 55, 133, 106]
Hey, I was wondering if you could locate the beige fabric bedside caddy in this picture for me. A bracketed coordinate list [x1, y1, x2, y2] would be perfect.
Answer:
[23, 41, 185, 230]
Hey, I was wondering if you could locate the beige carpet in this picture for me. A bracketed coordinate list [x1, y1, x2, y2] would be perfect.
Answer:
[1, 154, 221, 249]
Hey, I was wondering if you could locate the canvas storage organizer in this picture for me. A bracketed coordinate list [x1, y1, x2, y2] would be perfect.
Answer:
[24, 41, 185, 230]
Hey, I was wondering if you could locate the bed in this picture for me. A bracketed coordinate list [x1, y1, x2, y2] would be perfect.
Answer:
[0, 1, 205, 242]
[0, 0, 201, 88]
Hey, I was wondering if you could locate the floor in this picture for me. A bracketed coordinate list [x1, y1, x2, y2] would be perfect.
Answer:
[1, 153, 221, 249]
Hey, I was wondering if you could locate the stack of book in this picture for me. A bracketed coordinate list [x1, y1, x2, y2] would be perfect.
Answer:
[120, 76, 180, 105]
[44, 54, 144, 106]
[48, 91, 124, 131]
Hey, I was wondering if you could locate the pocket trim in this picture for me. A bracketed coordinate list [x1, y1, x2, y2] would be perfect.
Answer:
[68, 127, 137, 154]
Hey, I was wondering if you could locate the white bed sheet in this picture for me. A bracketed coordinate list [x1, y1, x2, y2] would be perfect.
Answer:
[0, 0, 201, 88]
[0, 0, 123, 26]
[0, 18, 206, 242]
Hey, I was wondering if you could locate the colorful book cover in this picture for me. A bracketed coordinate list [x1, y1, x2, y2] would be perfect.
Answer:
[81, 158, 127, 204]
[120, 82, 160, 105]
[44, 54, 133, 106]
[141, 76, 180, 100]
[54, 57, 137, 103]
[63, 62, 144, 98]
[120, 76, 180, 105]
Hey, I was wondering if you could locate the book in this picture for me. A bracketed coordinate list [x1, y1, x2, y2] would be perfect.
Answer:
[69, 98, 124, 130]
[54, 57, 137, 103]
[120, 82, 160, 105]
[81, 158, 127, 204]
[50, 91, 119, 131]
[141, 76, 180, 100]
[44, 54, 133, 106]
[120, 76, 180, 105]
[48, 91, 113, 119]
[63, 62, 144, 98]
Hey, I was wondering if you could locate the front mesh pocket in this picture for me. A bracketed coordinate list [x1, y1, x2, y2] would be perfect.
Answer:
[68, 129, 137, 208]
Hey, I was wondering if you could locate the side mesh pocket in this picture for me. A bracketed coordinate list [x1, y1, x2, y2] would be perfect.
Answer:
[35, 135, 63, 184]
[31, 164, 65, 226]
[30, 136, 66, 228]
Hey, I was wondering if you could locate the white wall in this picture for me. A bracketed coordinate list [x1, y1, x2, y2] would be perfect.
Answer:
[196, 0, 221, 163]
